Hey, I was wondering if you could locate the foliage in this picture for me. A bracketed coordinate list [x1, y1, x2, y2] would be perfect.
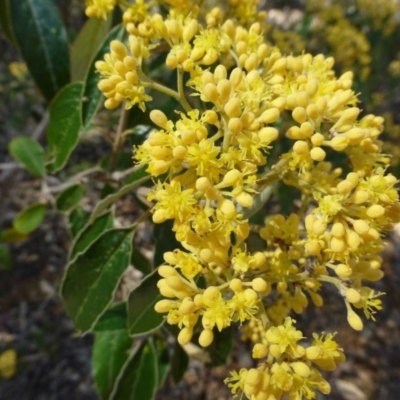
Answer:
[1, 0, 400, 398]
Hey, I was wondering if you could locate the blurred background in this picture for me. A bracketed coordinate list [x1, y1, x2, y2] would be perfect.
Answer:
[1, 0, 400, 399]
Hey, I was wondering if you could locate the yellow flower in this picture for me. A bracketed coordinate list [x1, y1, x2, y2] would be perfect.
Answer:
[0, 349, 17, 379]
[265, 317, 304, 358]
[149, 180, 197, 224]
[85, 0, 116, 19]
[202, 288, 231, 331]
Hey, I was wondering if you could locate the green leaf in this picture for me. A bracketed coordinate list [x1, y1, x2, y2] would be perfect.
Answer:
[208, 326, 233, 366]
[89, 171, 149, 224]
[94, 302, 128, 332]
[61, 228, 133, 333]
[55, 184, 85, 212]
[0, 244, 12, 270]
[69, 206, 91, 237]
[154, 337, 170, 387]
[81, 24, 125, 127]
[110, 340, 158, 400]
[8, 0, 70, 101]
[0, 0, 16, 45]
[70, 211, 113, 260]
[0, 228, 29, 244]
[47, 82, 83, 172]
[127, 269, 164, 336]
[71, 16, 112, 82]
[171, 341, 188, 384]
[277, 182, 298, 215]
[93, 330, 131, 400]
[8, 136, 45, 177]
[13, 203, 46, 234]
[131, 246, 152, 275]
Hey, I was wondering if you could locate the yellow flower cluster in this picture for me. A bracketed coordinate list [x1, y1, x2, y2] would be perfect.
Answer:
[356, 0, 400, 36]
[95, 0, 400, 398]
[95, 38, 152, 110]
[225, 318, 344, 399]
[305, 1, 372, 80]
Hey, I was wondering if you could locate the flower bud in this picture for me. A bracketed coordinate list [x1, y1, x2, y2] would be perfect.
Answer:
[306, 104, 319, 120]
[245, 368, 261, 387]
[352, 190, 369, 204]
[252, 278, 268, 293]
[150, 109, 168, 128]
[151, 160, 170, 175]
[335, 264, 352, 278]
[306, 240, 321, 256]
[292, 107, 307, 124]
[251, 252, 267, 268]
[229, 67, 243, 88]
[178, 327, 193, 345]
[219, 199, 237, 217]
[154, 299, 176, 313]
[244, 288, 258, 302]
[367, 204, 385, 218]
[331, 223, 345, 237]
[330, 237, 346, 253]
[217, 79, 232, 102]
[98, 79, 113, 92]
[221, 169, 242, 187]
[336, 180, 353, 194]
[152, 208, 167, 223]
[199, 329, 214, 347]
[296, 91, 310, 108]
[305, 346, 321, 360]
[104, 98, 120, 109]
[310, 147, 326, 161]
[258, 127, 278, 143]
[293, 140, 309, 155]
[316, 96, 327, 113]
[165, 19, 181, 38]
[159, 265, 178, 277]
[204, 82, 218, 103]
[345, 128, 365, 141]
[179, 299, 197, 314]
[196, 177, 211, 191]
[291, 362, 311, 378]
[236, 192, 254, 208]
[330, 136, 349, 151]
[172, 145, 187, 159]
[228, 118, 242, 134]
[110, 40, 127, 59]
[259, 108, 280, 124]
[229, 278, 243, 292]
[311, 133, 325, 146]
[252, 343, 268, 359]
[199, 248, 214, 263]
[224, 98, 242, 118]
[166, 276, 186, 291]
[345, 288, 361, 304]
[346, 230, 360, 249]
[347, 308, 363, 331]
[182, 19, 198, 42]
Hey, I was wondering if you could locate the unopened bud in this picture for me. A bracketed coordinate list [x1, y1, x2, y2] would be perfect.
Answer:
[199, 329, 214, 347]
[150, 109, 168, 128]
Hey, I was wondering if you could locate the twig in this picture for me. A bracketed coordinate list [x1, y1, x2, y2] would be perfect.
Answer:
[0, 162, 21, 171]
[46, 166, 103, 193]
[110, 106, 130, 171]
[32, 111, 49, 141]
